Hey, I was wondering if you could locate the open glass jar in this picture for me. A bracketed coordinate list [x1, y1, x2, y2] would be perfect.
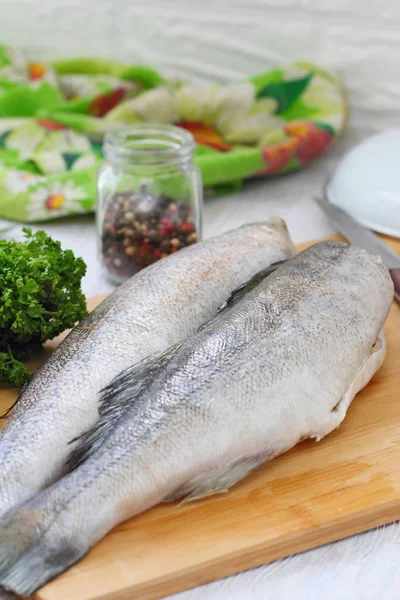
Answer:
[97, 124, 203, 284]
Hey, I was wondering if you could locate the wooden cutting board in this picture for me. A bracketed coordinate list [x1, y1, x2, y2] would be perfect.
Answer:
[1, 235, 400, 600]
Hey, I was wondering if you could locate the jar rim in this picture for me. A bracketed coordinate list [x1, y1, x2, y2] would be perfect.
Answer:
[103, 124, 196, 166]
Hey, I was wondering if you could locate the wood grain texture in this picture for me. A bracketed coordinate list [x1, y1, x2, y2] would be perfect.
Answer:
[1, 235, 399, 600]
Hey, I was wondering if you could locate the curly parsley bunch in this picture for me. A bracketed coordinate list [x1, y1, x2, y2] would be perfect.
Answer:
[0, 229, 87, 387]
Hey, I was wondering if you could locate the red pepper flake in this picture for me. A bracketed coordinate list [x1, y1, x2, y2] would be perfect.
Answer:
[163, 226, 175, 235]
[139, 244, 151, 256]
[160, 217, 176, 236]
[101, 191, 199, 280]
[179, 222, 194, 234]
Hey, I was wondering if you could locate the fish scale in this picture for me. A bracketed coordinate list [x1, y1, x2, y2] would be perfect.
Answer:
[0, 219, 295, 518]
[0, 240, 393, 597]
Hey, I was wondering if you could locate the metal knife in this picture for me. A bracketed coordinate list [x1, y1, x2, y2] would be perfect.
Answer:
[315, 196, 400, 304]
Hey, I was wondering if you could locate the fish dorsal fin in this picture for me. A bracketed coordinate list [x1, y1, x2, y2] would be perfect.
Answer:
[65, 342, 183, 471]
[98, 342, 183, 417]
[198, 259, 287, 332]
[164, 450, 278, 504]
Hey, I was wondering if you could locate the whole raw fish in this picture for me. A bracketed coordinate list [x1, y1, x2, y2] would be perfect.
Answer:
[0, 219, 295, 516]
[0, 241, 392, 596]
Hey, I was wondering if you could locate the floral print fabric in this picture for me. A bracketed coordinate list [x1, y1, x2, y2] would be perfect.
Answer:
[0, 45, 347, 222]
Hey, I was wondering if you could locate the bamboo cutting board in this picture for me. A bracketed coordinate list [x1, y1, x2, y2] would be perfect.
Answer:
[1, 235, 400, 600]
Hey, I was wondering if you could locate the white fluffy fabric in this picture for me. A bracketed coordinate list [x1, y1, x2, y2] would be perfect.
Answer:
[170, 524, 400, 600]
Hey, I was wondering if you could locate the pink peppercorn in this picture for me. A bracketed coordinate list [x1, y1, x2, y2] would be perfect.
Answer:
[179, 222, 194, 234]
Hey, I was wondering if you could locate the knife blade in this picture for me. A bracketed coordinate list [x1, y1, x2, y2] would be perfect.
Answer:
[315, 196, 400, 304]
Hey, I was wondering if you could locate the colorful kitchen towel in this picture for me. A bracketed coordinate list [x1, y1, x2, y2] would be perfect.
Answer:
[0, 44, 347, 222]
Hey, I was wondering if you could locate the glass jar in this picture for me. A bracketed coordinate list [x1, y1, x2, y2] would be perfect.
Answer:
[97, 124, 203, 284]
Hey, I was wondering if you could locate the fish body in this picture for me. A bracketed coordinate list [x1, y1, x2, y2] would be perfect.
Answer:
[0, 241, 393, 595]
[0, 219, 295, 516]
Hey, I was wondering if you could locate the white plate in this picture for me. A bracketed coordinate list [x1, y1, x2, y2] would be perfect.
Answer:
[328, 129, 400, 238]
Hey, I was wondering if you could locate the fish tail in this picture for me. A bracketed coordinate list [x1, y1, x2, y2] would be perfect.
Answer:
[0, 506, 40, 575]
[0, 481, 90, 596]
[0, 537, 86, 596]
[0, 585, 18, 600]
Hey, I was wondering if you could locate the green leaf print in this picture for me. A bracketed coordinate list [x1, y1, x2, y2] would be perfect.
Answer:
[249, 69, 283, 97]
[258, 73, 313, 114]
[279, 98, 319, 121]
[313, 122, 336, 136]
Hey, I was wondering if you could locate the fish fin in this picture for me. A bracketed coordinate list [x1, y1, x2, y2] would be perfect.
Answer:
[0, 585, 18, 599]
[0, 532, 86, 596]
[0, 508, 37, 576]
[98, 341, 183, 417]
[0, 492, 88, 595]
[310, 331, 386, 442]
[66, 342, 183, 470]
[165, 451, 277, 504]
[198, 260, 287, 332]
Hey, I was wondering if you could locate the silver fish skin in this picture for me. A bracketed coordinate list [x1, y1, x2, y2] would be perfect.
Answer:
[0, 219, 295, 516]
[0, 241, 393, 596]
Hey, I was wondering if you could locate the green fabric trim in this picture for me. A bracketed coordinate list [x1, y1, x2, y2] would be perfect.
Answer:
[195, 148, 265, 187]
[0, 46, 347, 222]
[52, 58, 126, 76]
[0, 83, 63, 117]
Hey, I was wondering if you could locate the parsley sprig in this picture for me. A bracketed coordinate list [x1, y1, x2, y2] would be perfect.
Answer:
[0, 229, 87, 387]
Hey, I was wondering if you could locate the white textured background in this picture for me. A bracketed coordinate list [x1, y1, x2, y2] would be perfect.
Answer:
[1, 0, 400, 133]
[2, 1, 400, 599]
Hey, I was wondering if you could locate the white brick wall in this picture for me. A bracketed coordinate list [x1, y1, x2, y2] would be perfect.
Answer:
[1, 0, 399, 131]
